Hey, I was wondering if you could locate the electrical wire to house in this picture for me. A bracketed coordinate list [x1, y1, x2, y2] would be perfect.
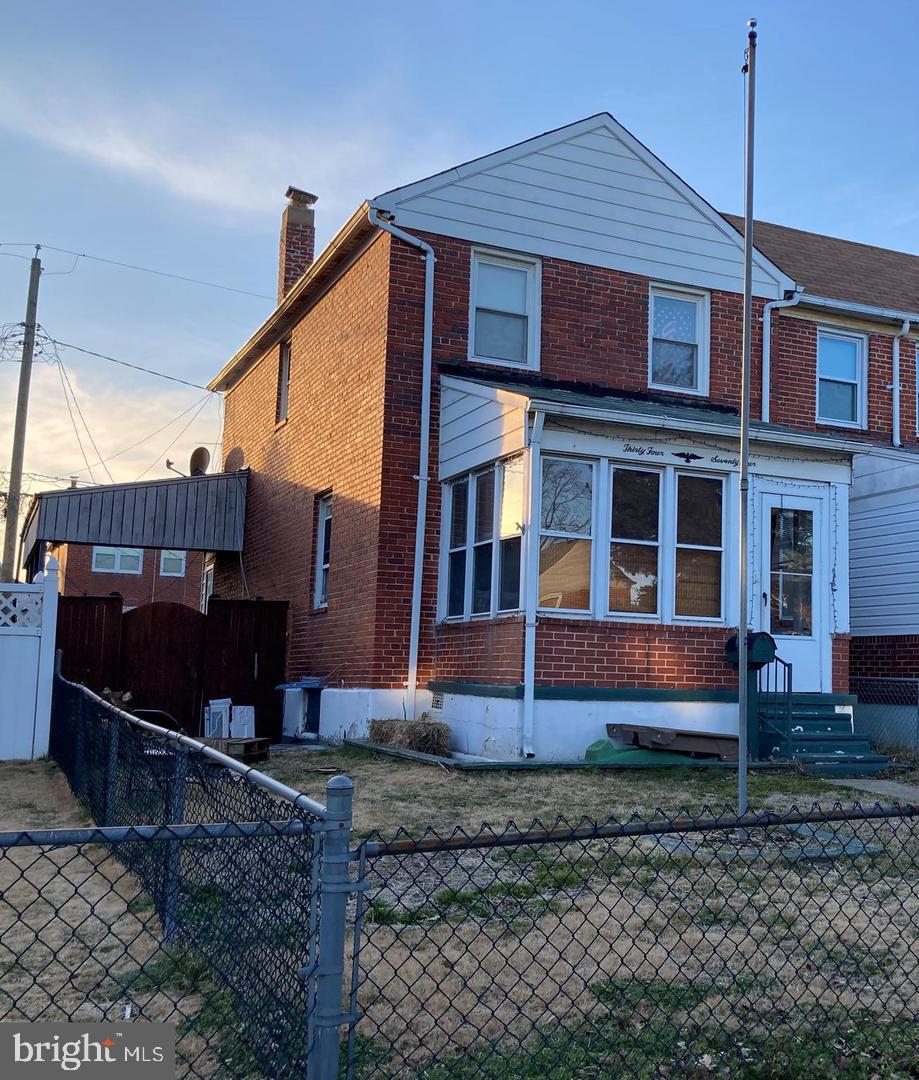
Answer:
[134, 396, 213, 482]
[55, 357, 99, 484]
[42, 335, 216, 392]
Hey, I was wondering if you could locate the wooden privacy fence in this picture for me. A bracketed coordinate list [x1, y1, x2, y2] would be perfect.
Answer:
[55, 596, 288, 739]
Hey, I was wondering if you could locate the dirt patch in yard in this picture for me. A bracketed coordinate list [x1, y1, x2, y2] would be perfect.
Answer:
[266, 746, 861, 835]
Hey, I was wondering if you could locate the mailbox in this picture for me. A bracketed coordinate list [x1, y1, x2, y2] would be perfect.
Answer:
[724, 631, 776, 670]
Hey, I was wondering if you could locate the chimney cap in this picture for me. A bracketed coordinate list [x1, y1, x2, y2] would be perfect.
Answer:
[285, 186, 318, 207]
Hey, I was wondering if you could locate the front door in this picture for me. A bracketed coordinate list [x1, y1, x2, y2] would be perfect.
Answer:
[757, 491, 827, 692]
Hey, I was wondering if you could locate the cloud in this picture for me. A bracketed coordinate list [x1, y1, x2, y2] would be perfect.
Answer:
[0, 66, 470, 237]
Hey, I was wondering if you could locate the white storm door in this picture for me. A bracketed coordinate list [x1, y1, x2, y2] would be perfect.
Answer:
[758, 491, 827, 692]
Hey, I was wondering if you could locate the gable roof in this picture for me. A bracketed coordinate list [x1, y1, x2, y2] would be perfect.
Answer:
[372, 112, 795, 299]
[722, 213, 919, 313]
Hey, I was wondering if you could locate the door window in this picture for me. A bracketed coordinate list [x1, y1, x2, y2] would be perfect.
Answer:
[769, 508, 814, 636]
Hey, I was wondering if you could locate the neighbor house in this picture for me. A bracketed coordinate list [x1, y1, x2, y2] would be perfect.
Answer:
[208, 113, 919, 763]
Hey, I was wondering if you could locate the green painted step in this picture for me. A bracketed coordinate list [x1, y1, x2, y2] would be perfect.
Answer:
[785, 734, 873, 756]
[763, 717, 854, 735]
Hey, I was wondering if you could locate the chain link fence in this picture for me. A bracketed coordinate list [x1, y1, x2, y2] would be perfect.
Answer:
[2, 678, 918, 1077]
[852, 676, 919, 754]
[1, 677, 347, 1079]
[346, 806, 919, 1078]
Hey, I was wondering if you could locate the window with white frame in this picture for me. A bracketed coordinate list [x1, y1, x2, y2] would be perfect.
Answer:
[92, 546, 143, 574]
[159, 549, 186, 577]
[277, 339, 291, 423]
[538, 459, 725, 622]
[649, 285, 709, 394]
[200, 562, 214, 613]
[314, 493, 332, 608]
[538, 457, 594, 612]
[817, 329, 864, 426]
[469, 250, 540, 368]
[445, 458, 525, 619]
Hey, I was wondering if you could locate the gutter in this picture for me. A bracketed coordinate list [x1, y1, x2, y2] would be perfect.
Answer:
[521, 409, 545, 758]
[761, 290, 802, 422]
[367, 206, 436, 720]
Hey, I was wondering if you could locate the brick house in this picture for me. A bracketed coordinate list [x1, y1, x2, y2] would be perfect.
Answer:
[49, 542, 207, 611]
[209, 113, 919, 761]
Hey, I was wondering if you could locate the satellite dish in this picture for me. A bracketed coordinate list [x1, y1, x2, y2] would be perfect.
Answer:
[189, 447, 211, 476]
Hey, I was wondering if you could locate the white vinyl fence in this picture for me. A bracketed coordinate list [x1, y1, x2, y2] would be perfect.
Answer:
[0, 558, 59, 759]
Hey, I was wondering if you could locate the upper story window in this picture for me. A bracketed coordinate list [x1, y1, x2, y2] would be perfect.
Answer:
[276, 339, 291, 423]
[469, 250, 540, 370]
[159, 549, 186, 577]
[444, 458, 525, 619]
[817, 329, 865, 427]
[648, 285, 710, 396]
[313, 493, 332, 608]
[92, 546, 143, 575]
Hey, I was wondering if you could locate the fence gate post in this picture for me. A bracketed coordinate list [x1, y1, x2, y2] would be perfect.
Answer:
[162, 745, 188, 943]
[310, 775, 354, 1080]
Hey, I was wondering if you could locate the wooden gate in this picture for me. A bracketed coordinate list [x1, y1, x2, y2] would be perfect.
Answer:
[56, 597, 288, 738]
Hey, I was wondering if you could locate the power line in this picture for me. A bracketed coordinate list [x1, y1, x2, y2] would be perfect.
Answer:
[54, 355, 115, 483]
[0, 242, 274, 301]
[134, 396, 212, 482]
[44, 335, 216, 392]
[56, 359, 96, 483]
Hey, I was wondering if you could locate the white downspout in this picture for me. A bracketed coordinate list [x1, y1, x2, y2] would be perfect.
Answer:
[761, 290, 803, 422]
[891, 319, 910, 448]
[521, 409, 545, 759]
[368, 206, 435, 719]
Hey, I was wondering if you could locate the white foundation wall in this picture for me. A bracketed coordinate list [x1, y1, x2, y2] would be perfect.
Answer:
[319, 688, 434, 742]
[434, 692, 739, 761]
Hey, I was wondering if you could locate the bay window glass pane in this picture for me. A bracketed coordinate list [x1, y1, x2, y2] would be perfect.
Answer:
[499, 458, 525, 537]
[474, 471, 495, 542]
[653, 294, 697, 344]
[611, 470, 659, 541]
[447, 550, 466, 617]
[538, 538, 591, 610]
[609, 543, 658, 614]
[474, 310, 527, 364]
[677, 477, 722, 546]
[450, 479, 468, 548]
[541, 459, 592, 535]
[819, 335, 859, 381]
[675, 549, 721, 617]
[498, 536, 521, 611]
[651, 340, 697, 387]
[818, 379, 857, 422]
[472, 544, 492, 614]
[478, 261, 528, 314]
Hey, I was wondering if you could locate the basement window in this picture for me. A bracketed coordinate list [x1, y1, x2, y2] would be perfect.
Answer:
[469, 250, 540, 369]
[443, 457, 524, 620]
[92, 546, 143, 574]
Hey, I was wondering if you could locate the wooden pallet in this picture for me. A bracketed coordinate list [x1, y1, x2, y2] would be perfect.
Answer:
[199, 736, 271, 763]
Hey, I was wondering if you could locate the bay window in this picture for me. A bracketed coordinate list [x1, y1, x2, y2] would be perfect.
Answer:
[609, 468, 661, 615]
[674, 475, 723, 618]
[445, 458, 524, 619]
[538, 457, 594, 611]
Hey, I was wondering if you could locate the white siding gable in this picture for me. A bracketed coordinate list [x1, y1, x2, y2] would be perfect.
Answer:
[373, 114, 793, 299]
[439, 377, 527, 479]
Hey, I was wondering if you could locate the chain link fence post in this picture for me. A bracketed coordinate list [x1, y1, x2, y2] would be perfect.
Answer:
[162, 745, 188, 943]
[103, 716, 121, 827]
[310, 775, 354, 1080]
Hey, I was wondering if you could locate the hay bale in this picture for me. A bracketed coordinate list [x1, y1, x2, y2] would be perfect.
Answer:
[368, 716, 451, 757]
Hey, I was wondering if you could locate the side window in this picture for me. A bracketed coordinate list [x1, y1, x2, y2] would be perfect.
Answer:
[469, 251, 540, 369]
[92, 547, 143, 574]
[313, 493, 332, 608]
[159, 550, 186, 577]
[277, 339, 291, 423]
[444, 459, 525, 619]
[649, 286, 709, 395]
[817, 329, 864, 427]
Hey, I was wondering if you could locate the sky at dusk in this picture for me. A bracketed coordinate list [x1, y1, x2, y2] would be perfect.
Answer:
[3, 0, 919, 499]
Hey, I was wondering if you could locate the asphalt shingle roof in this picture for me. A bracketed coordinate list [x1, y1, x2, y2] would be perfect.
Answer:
[722, 213, 919, 312]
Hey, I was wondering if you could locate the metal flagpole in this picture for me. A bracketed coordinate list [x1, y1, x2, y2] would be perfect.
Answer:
[737, 19, 757, 815]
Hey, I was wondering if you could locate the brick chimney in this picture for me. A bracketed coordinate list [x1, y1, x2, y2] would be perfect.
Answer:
[278, 186, 318, 300]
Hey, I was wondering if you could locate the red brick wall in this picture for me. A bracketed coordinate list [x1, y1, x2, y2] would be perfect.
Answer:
[216, 232, 391, 686]
[53, 543, 205, 609]
[832, 633, 850, 694]
[850, 635, 919, 680]
[432, 617, 525, 684]
[536, 620, 736, 688]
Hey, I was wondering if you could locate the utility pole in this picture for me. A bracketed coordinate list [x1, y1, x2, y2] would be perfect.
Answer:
[2, 248, 42, 581]
[737, 21, 757, 815]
